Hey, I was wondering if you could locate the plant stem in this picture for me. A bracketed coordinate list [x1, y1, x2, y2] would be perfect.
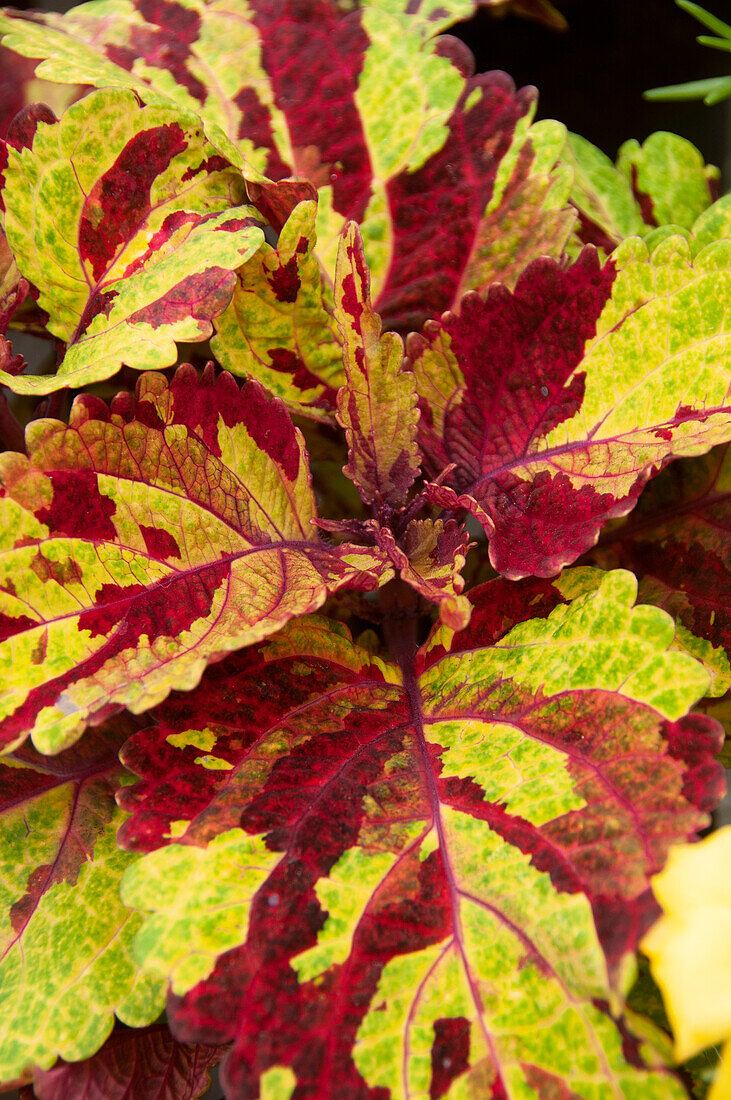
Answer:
[0, 391, 26, 452]
[380, 577, 419, 671]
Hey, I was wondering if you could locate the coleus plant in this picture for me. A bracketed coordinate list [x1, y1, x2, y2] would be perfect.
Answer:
[0, 1, 729, 1098]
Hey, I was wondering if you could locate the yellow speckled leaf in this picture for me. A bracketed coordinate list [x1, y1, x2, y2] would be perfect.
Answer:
[211, 200, 344, 420]
[0, 766, 164, 1080]
[1, 88, 264, 394]
[334, 222, 421, 507]
[121, 828, 283, 995]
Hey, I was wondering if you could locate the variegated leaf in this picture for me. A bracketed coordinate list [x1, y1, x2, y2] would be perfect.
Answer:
[335, 222, 420, 508]
[0, 721, 164, 1079]
[0, 365, 387, 755]
[0, 88, 264, 394]
[409, 236, 731, 579]
[115, 572, 722, 1096]
[211, 199, 343, 420]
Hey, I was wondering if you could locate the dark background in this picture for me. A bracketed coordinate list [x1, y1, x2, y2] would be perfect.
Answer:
[454, 0, 731, 182]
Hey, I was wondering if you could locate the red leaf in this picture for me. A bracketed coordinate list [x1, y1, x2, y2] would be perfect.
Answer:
[32, 1023, 226, 1100]
[377, 71, 535, 333]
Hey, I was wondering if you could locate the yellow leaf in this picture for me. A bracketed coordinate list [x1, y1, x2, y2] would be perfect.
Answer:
[642, 826, 731, 1068]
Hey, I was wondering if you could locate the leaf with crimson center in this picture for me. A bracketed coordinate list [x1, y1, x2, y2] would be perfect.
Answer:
[408, 234, 731, 579]
[116, 571, 722, 1097]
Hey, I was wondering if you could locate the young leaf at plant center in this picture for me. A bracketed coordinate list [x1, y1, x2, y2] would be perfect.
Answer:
[334, 222, 420, 510]
[0, 2, 575, 334]
[0, 720, 165, 1080]
[409, 235, 731, 579]
[30, 1023, 226, 1100]
[0, 87, 265, 394]
[0, 364, 388, 756]
[116, 573, 722, 1097]
[211, 199, 343, 421]
[374, 519, 473, 630]
[564, 131, 720, 254]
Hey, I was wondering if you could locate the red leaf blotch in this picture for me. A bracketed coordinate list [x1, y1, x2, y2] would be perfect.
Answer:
[250, 0, 372, 219]
[140, 524, 182, 561]
[431, 1017, 471, 1099]
[30, 550, 83, 587]
[179, 153, 230, 183]
[267, 253, 300, 303]
[80, 563, 228, 645]
[267, 348, 338, 406]
[0, 611, 38, 642]
[379, 72, 533, 332]
[234, 87, 291, 180]
[127, 267, 237, 329]
[483, 471, 622, 578]
[169, 365, 301, 480]
[121, 210, 202, 280]
[246, 177, 318, 232]
[80, 582, 148, 639]
[79, 123, 188, 282]
[340, 270, 364, 328]
[5, 102, 57, 152]
[138, 0, 200, 43]
[107, 3, 206, 103]
[36, 470, 117, 541]
[630, 164, 657, 228]
[0, 559, 231, 747]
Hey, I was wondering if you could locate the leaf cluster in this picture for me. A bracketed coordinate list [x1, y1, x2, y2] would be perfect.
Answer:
[0, 2, 729, 1097]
